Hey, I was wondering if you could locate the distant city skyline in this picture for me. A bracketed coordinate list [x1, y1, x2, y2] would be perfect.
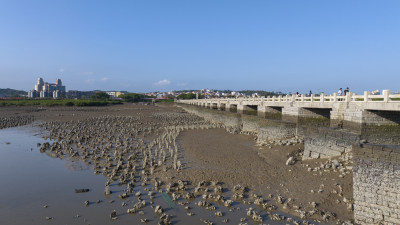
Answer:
[1, 1, 400, 94]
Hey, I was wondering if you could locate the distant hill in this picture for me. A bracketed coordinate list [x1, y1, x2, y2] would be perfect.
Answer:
[0, 88, 27, 98]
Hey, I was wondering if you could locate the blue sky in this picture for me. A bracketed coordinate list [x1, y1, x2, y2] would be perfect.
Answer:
[1, 0, 399, 94]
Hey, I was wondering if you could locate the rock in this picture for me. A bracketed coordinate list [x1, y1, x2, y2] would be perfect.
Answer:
[224, 200, 232, 207]
[75, 188, 90, 193]
[262, 202, 277, 211]
[271, 213, 285, 221]
[127, 208, 136, 214]
[286, 157, 296, 165]
[277, 195, 285, 204]
[104, 185, 111, 195]
[110, 210, 117, 220]
[155, 205, 163, 214]
[254, 197, 264, 205]
[118, 193, 128, 199]
[160, 213, 171, 224]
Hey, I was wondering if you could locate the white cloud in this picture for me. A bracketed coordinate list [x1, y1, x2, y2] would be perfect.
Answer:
[100, 77, 110, 81]
[153, 79, 171, 86]
[59, 68, 65, 73]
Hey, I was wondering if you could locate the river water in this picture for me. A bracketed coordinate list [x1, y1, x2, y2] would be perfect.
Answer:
[0, 125, 308, 225]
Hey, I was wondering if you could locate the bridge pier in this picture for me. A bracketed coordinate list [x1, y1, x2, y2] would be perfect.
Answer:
[330, 105, 364, 130]
[281, 106, 302, 123]
[280, 106, 332, 126]
[227, 104, 237, 113]
[298, 107, 331, 127]
[237, 104, 257, 115]
[258, 106, 283, 120]
[331, 103, 400, 131]
[218, 103, 226, 111]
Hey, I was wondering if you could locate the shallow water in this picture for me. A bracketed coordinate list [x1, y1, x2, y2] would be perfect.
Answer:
[0, 126, 308, 225]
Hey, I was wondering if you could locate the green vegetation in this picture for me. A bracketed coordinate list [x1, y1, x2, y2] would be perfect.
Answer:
[90, 92, 110, 100]
[0, 99, 122, 107]
[119, 93, 149, 102]
[0, 88, 27, 98]
[237, 90, 284, 97]
[177, 93, 204, 99]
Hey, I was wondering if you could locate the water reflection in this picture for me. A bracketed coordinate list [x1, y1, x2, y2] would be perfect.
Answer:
[0, 126, 310, 225]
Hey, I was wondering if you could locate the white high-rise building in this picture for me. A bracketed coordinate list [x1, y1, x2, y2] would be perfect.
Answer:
[28, 77, 66, 98]
[34, 77, 44, 92]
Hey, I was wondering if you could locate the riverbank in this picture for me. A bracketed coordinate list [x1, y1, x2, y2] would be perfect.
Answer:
[0, 103, 354, 224]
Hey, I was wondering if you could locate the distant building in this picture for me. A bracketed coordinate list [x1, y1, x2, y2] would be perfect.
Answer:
[28, 77, 66, 99]
[66, 90, 96, 99]
[106, 91, 127, 98]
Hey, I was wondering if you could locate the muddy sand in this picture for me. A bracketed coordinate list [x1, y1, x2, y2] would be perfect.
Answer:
[0, 103, 354, 224]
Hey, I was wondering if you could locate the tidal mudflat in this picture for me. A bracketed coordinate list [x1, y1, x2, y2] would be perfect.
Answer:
[0, 103, 354, 224]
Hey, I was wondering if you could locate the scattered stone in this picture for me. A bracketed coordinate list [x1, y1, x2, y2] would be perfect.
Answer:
[74, 188, 89, 193]
[154, 205, 163, 214]
[104, 185, 111, 195]
[286, 156, 296, 165]
[110, 210, 117, 220]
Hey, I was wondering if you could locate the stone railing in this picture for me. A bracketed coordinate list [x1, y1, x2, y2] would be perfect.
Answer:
[180, 90, 400, 103]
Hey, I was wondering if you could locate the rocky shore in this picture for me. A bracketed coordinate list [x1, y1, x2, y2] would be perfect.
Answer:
[0, 103, 354, 224]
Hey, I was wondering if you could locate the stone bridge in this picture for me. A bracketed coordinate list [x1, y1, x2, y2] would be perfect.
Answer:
[177, 90, 400, 131]
[177, 90, 400, 225]
[177, 91, 400, 224]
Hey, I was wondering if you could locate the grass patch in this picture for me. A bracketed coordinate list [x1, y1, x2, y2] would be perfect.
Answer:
[0, 99, 122, 107]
